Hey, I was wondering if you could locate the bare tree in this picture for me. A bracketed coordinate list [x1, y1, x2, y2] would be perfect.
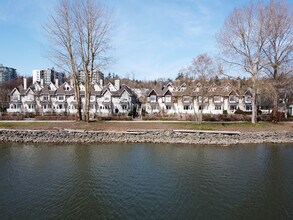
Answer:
[217, 2, 267, 123]
[44, 0, 82, 120]
[187, 53, 215, 123]
[44, 0, 112, 122]
[73, 0, 112, 122]
[262, 0, 293, 120]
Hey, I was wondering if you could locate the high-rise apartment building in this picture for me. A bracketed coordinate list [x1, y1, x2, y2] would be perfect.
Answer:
[32, 68, 65, 85]
[0, 64, 17, 83]
[78, 70, 104, 83]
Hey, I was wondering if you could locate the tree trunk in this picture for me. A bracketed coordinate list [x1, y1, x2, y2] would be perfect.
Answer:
[272, 87, 278, 122]
[85, 91, 90, 123]
[73, 78, 82, 121]
[251, 74, 257, 124]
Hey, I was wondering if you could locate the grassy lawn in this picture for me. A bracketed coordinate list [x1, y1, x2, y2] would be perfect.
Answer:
[0, 122, 50, 129]
[0, 120, 292, 132]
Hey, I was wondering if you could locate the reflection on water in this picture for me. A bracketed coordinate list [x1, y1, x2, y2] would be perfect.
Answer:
[0, 143, 292, 219]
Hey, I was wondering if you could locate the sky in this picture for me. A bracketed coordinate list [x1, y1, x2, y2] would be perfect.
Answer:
[0, 0, 290, 80]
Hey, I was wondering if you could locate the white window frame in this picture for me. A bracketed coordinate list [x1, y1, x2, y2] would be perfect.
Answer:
[229, 95, 237, 103]
[165, 95, 171, 103]
[150, 95, 156, 102]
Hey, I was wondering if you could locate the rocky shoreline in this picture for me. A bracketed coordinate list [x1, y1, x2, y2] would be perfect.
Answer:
[0, 129, 293, 145]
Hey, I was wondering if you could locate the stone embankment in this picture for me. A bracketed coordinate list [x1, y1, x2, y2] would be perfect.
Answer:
[0, 129, 293, 145]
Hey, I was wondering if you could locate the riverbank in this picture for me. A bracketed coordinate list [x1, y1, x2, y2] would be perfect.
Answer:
[0, 129, 293, 145]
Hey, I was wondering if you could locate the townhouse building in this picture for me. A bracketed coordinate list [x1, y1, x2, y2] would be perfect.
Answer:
[145, 82, 253, 115]
[11, 78, 293, 117]
[7, 78, 137, 117]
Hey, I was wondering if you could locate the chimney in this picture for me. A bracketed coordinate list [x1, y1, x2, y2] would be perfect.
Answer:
[40, 79, 44, 86]
[114, 79, 120, 90]
[55, 79, 59, 87]
[23, 77, 27, 90]
[237, 79, 241, 90]
[100, 79, 103, 87]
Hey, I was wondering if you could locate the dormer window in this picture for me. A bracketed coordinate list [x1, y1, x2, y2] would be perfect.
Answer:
[27, 94, 34, 101]
[150, 95, 156, 102]
[229, 95, 237, 102]
[12, 95, 20, 101]
[245, 95, 251, 103]
[165, 95, 171, 103]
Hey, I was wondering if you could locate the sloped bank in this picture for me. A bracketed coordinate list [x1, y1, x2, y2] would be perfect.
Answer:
[0, 129, 293, 145]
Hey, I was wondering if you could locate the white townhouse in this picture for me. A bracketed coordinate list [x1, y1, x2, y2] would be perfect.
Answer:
[145, 82, 253, 115]
[7, 78, 256, 117]
[7, 78, 137, 117]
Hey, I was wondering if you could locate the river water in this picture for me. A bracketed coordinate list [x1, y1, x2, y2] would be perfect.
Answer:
[0, 143, 292, 219]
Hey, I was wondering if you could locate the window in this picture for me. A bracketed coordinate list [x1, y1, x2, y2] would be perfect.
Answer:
[43, 105, 47, 109]
[229, 95, 237, 102]
[12, 95, 19, 101]
[246, 105, 252, 111]
[58, 104, 63, 109]
[90, 104, 95, 109]
[150, 95, 156, 102]
[121, 97, 128, 102]
[122, 105, 127, 110]
[245, 95, 252, 103]
[100, 106, 103, 109]
[43, 96, 48, 101]
[215, 105, 222, 110]
[104, 97, 110, 101]
[230, 105, 237, 111]
[165, 95, 171, 103]
[58, 96, 64, 101]
[214, 96, 221, 103]
[183, 105, 190, 110]
[166, 105, 171, 110]
[27, 94, 34, 101]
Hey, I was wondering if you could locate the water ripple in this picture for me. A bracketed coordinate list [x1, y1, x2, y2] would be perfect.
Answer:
[0, 143, 293, 219]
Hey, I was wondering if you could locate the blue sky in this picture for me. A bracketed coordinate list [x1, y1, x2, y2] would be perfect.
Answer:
[0, 0, 290, 80]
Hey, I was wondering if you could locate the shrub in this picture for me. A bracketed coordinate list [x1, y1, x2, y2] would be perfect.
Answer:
[96, 116, 132, 121]
[34, 115, 77, 120]
[0, 114, 24, 120]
